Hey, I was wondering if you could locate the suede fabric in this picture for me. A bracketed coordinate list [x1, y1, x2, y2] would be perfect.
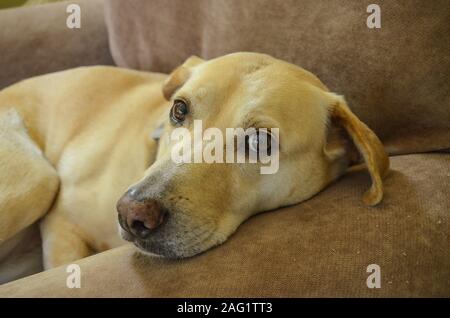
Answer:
[0, 154, 448, 297]
[105, 0, 450, 155]
[0, 0, 113, 90]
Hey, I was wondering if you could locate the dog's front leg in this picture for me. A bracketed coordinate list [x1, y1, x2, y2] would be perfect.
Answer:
[0, 109, 60, 244]
[40, 211, 92, 269]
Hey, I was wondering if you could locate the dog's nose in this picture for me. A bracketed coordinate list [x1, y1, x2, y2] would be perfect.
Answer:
[116, 191, 166, 239]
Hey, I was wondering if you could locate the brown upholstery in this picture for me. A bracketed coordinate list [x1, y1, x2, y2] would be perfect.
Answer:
[0, 0, 113, 90]
[105, 0, 450, 156]
[0, 0, 448, 297]
[0, 153, 448, 297]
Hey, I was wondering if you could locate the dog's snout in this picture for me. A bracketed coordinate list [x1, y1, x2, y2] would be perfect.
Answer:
[117, 191, 166, 239]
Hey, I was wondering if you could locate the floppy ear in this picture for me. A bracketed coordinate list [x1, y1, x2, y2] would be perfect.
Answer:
[324, 94, 389, 206]
[162, 55, 205, 100]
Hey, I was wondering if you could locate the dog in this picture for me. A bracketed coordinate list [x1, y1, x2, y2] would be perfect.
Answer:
[0, 52, 389, 282]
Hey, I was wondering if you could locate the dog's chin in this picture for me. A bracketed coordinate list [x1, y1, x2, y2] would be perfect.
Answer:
[119, 226, 205, 258]
[118, 215, 230, 259]
[132, 241, 165, 258]
[133, 239, 181, 258]
[133, 237, 208, 259]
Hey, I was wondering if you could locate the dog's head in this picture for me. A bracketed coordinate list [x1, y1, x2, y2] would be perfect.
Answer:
[117, 52, 389, 258]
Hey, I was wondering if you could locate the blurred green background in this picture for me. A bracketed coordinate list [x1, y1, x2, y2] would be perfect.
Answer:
[0, 0, 63, 10]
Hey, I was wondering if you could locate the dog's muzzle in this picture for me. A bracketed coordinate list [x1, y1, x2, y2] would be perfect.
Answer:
[116, 179, 225, 259]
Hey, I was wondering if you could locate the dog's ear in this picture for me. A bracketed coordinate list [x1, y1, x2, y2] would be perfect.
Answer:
[324, 94, 389, 206]
[162, 55, 205, 100]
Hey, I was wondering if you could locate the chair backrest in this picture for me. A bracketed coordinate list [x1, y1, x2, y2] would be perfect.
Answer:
[105, 0, 450, 154]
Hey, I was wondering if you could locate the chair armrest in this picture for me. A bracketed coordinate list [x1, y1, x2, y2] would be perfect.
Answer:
[0, 155, 448, 297]
[0, 0, 113, 90]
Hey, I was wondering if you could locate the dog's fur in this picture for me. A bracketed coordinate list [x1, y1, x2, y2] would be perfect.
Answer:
[0, 53, 389, 282]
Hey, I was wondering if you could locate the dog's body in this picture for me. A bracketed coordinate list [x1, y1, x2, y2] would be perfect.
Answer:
[0, 67, 167, 280]
[0, 53, 389, 283]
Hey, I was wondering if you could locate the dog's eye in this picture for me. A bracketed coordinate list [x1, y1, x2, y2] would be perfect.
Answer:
[247, 129, 272, 156]
[170, 99, 188, 125]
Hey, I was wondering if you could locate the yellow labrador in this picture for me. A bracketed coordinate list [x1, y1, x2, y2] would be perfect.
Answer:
[0, 53, 389, 281]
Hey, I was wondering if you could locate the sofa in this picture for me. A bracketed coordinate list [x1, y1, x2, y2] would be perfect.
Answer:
[0, 0, 448, 297]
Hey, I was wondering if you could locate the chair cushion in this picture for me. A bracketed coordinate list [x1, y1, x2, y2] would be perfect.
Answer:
[1, 153, 448, 297]
[104, 0, 450, 155]
[0, 0, 113, 90]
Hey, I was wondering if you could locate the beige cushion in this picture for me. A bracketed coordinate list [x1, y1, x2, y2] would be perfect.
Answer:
[1, 153, 448, 297]
[105, 0, 450, 155]
[0, 0, 113, 90]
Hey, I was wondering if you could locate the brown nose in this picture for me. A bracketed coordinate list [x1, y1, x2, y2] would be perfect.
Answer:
[116, 191, 166, 239]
